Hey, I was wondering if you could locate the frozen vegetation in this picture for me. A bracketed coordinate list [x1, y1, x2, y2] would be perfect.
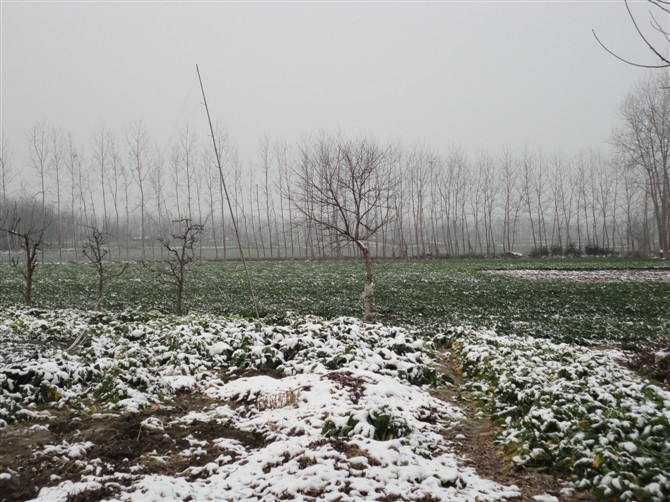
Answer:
[0, 309, 522, 501]
[0, 259, 669, 500]
[442, 328, 670, 500]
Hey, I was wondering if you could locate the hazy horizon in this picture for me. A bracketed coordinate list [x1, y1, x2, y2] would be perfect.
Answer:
[0, 0, 662, 176]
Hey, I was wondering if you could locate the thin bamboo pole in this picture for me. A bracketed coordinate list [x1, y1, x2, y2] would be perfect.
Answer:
[196, 64, 260, 319]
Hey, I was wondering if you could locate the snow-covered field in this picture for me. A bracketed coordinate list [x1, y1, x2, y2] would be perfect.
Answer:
[1, 308, 669, 501]
[0, 309, 521, 501]
[488, 269, 670, 283]
[443, 328, 670, 500]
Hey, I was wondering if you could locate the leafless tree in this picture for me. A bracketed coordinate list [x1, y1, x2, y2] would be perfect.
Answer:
[126, 119, 151, 260]
[0, 131, 12, 206]
[27, 122, 50, 218]
[406, 146, 429, 256]
[0, 200, 51, 306]
[107, 133, 124, 258]
[193, 158, 207, 261]
[613, 72, 670, 256]
[91, 124, 111, 233]
[200, 122, 237, 261]
[214, 123, 236, 260]
[202, 156, 219, 259]
[499, 147, 523, 252]
[477, 151, 499, 257]
[50, 127, 65, 261]
[170, 143, 183, 220]
[548, 153, 567, 250]
[275, 140, 295, 258]
[259, 134, 276, 258]
[392, 147, 409, 257]
[177, 124, 198, 222]
[0, 130, 16, 261]
[290, 134, 396, 322]
[147, 218, 204, 316]
[27, 121, 51, 266]
[65, 134, 83, 258]
[149, 149, 169, 259]
[594, 0, 670, 69]
[82, 226, 128, 311]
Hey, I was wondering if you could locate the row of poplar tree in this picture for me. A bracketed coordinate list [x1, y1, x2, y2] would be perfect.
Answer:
[0, 72, 668, 262]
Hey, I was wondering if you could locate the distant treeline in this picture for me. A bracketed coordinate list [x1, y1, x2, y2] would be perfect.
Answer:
[1, 73, 668, 261]
[0, 133, 655, 262]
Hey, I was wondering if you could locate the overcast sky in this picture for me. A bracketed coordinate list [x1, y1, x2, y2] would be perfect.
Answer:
[0, 0, 662, 172]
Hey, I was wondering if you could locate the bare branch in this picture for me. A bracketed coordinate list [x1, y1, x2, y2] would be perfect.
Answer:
[594, 0, 670, 69]
[289, 134, 397, 321]
[81, 225, 128, 311]
[146, 218, 204, 315]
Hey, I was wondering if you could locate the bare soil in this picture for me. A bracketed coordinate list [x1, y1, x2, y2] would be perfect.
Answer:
[0, 363, 596, 502]
[0, 391, 266, 502]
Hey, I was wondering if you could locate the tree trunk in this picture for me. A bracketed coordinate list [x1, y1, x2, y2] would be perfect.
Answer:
[359, 243, 374, 323]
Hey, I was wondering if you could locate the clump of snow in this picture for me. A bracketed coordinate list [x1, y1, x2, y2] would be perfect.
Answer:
[32, 368, 520, 501]
[37, 440, 93, 461]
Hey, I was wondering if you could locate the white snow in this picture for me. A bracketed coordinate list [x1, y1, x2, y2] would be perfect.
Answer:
[6, 311, 524, 502]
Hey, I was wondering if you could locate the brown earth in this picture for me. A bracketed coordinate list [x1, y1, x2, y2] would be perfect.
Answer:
[0, 364, 596, 502]
[0, 391, 266, 502]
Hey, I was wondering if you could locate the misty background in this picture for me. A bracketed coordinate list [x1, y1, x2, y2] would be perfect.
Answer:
[2, 1, 651, 161]
[0, 1, 667, 260]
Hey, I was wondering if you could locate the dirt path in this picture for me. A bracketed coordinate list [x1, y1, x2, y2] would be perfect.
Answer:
[431, 355, 595, 502]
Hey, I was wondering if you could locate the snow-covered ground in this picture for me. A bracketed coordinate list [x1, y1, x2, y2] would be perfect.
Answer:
[488, 269, 670, 283]
[0, 309, 521, 501]
[2, 308, 669, 500]
[443, 327, 670, 500]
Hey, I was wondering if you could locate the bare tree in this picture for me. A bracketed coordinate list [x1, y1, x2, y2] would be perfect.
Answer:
[275, 140, 295, 258]
[177, 124, 198, 221]
[27, 121, 50, 218]
[149, 149, 169, 259]
[202, 157, 219, 259]
[291, 134, 396, 322]
[214, 123, 236, 260]
[499, 147, 523, 252]
[0, 130, 16, 261]
[82, 226, 128, 311]
[50, 127, 65, 261]
[65, 134, 83, 257]
[477, 151, 499, 257]
[170, 142, 183, 220]
[406, 146, 429, 256]
[0, 131, 13, 207]
[27, 121, 50, 267]
[126, 119, 150, 260]
[613, 72, 670, 257]
[107, 132, 124, 258]
[259, 134, 277, 258]
[148, 218, 204, 316]
[0, 200, 51, 306]
[91, 124, 111, 232]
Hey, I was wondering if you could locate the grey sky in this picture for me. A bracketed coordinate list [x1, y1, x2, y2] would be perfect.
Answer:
[0, 0, 658, 171]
